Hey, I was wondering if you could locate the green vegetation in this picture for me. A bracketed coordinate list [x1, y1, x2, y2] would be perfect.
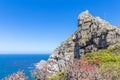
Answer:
[83, 50, 120, 63]
[109, 46, 120, 55]
[83, 46, 120, 80]
[48, 72, 66, 80]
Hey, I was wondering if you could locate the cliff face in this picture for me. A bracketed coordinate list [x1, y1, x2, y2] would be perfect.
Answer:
[36, 10, 120, 77]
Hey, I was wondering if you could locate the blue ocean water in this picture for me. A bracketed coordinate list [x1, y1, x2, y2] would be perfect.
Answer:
[0, 54, 50, 80]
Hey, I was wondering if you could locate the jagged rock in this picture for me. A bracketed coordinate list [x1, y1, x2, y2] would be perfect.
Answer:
[35, 60, 47, 69]
[3, 71, 28, 80]
[35, 10, 120, 78]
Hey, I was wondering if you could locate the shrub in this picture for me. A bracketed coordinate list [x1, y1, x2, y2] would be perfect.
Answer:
[48, 72, 66, 80]
[65, 59, 98, 80]
[83, 50, 120, 63]
[83, 46, 120, 80]
[3, 71, 28, 80]
[108, 46, 120, 55]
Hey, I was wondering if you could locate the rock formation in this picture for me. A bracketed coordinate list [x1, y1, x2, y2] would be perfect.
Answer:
[3, 71, 28, 80]
[35, 10, 120, 78]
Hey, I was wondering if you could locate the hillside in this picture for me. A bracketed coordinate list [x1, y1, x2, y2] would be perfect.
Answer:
[33, 10, 120, 79]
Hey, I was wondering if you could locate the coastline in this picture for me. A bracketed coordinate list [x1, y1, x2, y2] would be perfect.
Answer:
[0, 54, 50, 79]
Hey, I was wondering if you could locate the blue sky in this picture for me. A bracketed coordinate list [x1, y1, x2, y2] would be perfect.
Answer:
[0, 0, 120, 53]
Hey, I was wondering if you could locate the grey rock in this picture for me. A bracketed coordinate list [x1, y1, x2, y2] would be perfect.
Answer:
[35, 10, 120, 78]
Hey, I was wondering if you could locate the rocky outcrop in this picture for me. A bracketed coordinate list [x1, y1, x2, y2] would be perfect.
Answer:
[35, 10, 120, 78]
[3, 71, 28, 80]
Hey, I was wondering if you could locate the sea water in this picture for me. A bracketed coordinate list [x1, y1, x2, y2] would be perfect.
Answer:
[0, 54, 50, 79]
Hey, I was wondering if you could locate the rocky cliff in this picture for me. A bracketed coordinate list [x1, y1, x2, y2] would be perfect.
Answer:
[35, 10, 120, 78]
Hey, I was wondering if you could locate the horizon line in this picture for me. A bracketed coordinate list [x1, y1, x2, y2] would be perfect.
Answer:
[0, 51, 52, 54]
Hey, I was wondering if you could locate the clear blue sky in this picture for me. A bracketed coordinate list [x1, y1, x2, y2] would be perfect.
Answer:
[0, 0, 120, 53]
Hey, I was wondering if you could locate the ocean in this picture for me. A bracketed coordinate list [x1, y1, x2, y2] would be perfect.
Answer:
[0, 54, 50, 80]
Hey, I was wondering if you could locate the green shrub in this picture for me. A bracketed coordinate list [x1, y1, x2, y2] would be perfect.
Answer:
[108, 46, 120, 55]
[48, 72, 66, 80]
[83, 46, 120, 80]
[83, 49, 120, 63]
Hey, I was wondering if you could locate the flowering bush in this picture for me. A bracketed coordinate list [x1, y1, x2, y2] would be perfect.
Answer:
[65, 59, 98, 80]
[3, 71, 28, 80]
